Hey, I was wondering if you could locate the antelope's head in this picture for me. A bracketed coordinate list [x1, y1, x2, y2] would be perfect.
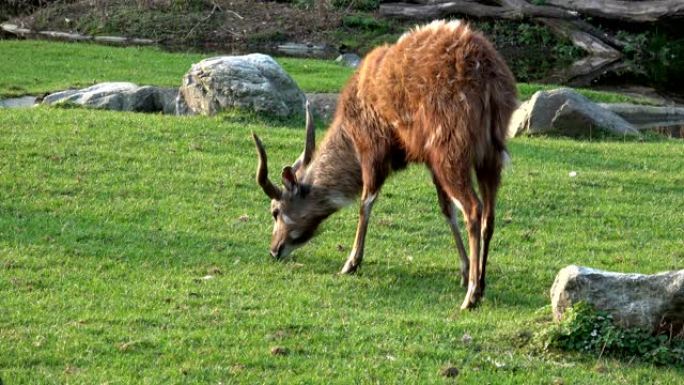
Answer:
[252, 102, 326, 259]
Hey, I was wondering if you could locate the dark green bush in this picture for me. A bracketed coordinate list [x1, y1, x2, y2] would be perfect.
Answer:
[542, 302, 684, 366]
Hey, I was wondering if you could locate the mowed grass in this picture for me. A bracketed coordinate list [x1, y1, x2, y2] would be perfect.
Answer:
[0, 40, 352, 96]
[1, 106, 683, 384]
[0, 39, 645, 104]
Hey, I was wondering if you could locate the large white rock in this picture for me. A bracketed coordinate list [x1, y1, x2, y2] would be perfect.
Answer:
[508, 88, 640, 138]
[43, 82, 177, 113]
[550, 265, 684, 332]
[176, 54, 305, 117]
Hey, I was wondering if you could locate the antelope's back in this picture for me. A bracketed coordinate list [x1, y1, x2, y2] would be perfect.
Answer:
[348, 20, 518, 164]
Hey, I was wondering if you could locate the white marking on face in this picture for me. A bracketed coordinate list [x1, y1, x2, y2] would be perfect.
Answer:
[289, 229, 302, 239]
[282, 214, 295, 225]
[329, 193, 354, 209]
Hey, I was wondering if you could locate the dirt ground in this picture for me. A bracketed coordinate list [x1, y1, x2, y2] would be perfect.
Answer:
[10, 0, 353, 53]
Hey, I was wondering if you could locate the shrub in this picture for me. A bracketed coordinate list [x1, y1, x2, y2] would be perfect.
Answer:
[541, 302, 684, 366]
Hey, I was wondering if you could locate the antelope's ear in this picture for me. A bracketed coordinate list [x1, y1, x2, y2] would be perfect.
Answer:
[281, 166, 298, 192]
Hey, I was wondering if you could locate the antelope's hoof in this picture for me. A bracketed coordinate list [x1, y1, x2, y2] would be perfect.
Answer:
[460, 296, 480, 310]
[474, 286, 484, 299]
[460, 285, 482, 310]
[339, 262, 359, 275]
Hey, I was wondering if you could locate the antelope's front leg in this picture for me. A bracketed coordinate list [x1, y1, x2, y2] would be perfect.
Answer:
[340, 191, 378, 274]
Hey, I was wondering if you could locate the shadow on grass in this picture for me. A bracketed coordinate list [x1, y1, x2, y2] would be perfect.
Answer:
[296, 248, 548, 312]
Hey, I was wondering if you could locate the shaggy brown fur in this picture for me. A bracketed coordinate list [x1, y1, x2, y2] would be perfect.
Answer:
[254, 20, 517, 309]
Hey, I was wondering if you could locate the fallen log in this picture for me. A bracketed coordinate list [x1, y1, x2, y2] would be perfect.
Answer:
[380, 2, 621, 58]
[539, 18, 621, 58]
[495, 0, 577, 20]
[545, 0, 684, 23]
[379, 2, 518, 20]
[0, 22, 156, 45]
[379, 1, 576, 20]
[546, 56, 627, 88]
[599, 103, 684, 129]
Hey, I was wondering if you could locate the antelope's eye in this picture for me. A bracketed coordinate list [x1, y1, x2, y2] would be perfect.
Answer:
[272, 209, 280, 220]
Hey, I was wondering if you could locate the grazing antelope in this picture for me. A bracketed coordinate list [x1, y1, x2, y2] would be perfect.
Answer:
[252, 20, 517, 309]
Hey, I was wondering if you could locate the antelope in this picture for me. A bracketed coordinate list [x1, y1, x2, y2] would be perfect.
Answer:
[252, 20, 517, 309]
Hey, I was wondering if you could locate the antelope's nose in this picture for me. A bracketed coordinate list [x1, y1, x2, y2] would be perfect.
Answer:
[270, 244, 282, 259]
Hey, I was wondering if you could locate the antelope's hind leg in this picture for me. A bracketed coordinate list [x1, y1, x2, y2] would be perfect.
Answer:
[431, 172, 470, 288]
[475, 159, 503, 298]
[431, 159, 483, 310]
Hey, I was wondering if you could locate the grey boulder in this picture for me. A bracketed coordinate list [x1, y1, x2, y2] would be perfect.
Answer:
[550, 265, 684, 332]
[508, 88, 639, 138]
[43, 82, 177, 114]
[305, 93, 339, 122]
[177, 54, 305, 117]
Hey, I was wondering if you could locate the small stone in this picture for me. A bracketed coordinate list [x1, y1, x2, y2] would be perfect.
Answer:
[594, 362, 608, 373]
[266, 330, 288, 341]
[238, 214, 250, 222]
[461, 333, 473, 344]
[270, 346, 289, 356]
[440, 366, 459, 378]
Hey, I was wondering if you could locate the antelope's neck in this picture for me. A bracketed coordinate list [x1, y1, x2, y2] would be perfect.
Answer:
[303, 126, 362, 210]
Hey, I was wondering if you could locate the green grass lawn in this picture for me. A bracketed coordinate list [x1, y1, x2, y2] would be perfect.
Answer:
[1, 106, 683, 384]
[1, 38, 682, 383]
[0, 40, 352, 96]
[0, 40, 647, 104]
